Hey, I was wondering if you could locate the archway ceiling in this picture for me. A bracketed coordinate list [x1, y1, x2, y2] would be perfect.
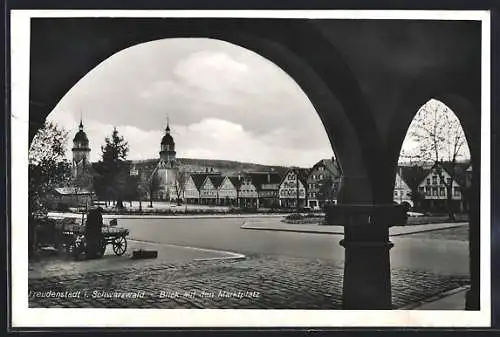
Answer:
[29, 18, 481, 154]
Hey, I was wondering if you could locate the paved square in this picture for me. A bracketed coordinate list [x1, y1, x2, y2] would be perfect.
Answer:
[29, 254, 469, 309]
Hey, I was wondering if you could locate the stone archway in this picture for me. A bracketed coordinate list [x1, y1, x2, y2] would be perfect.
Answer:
[27, 17, 483, 310]
[29, 19, 382, 187]
[387, 68, 481, 310]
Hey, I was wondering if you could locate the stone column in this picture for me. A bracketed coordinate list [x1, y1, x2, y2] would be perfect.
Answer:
[327, 203, 407, 309]
[466, 154, 480, 310]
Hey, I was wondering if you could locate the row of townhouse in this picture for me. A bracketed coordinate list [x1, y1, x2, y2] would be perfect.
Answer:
[393, 162, 472, 212]
[181, 158, 341, 209]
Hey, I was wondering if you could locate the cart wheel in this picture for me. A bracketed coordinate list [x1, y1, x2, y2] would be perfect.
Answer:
[112, 236, 127, 256]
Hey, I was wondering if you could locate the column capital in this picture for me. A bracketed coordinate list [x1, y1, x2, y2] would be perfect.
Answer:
[325, 203, 408, 227]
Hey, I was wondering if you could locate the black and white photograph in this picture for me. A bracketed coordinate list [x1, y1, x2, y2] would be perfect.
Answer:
[10, 9, 491, 328]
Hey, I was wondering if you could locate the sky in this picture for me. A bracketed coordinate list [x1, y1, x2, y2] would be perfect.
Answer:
[46, 37, 469, 168]
[47, 38, 334, 167]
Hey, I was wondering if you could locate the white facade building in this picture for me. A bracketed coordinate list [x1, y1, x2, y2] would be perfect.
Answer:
[394, 169, 413, 207]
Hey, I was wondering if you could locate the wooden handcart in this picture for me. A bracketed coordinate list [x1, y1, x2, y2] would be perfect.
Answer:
[62, 220, 129, 258]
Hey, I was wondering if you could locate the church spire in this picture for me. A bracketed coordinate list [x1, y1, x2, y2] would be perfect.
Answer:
[79, 110, 84, 130]
[166, 114, 170, 133]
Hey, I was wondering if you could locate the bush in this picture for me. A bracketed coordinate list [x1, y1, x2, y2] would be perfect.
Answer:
[285, 213, 303, 221]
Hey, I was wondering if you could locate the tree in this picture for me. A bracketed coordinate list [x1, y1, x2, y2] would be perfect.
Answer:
[29, 121, 72, 215]
[93, 128, 129, 208]
[174, 169, 188, 205]
[400, 99, 470, 220]
[28, 121, 71, 256]
[124, 172, 140, 207]
[147, 170, 161, 208]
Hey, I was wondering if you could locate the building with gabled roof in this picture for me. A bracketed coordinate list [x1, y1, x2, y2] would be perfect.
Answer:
[218, 176, 242, 206]
[247, 171, 282, 208]
[46, 186, 95, 210]
[307, 158, 341, 209]
[200, 175, 224, 205]
[238, 174, 259, 209]
[184, 172, 221, 204]
[394, 167, 413, 208]
[279, 167, 309, 209]
[416, 161, 470, 213]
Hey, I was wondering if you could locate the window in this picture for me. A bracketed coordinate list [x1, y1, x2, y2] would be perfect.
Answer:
[426, 178, 431, 185]
[439, 187, 445, 196]
[432, 187, 438, 196]
[432, 176, 437, 184]
[394, 191, 398, 196]
[419, 187, 424, 193]
[454, 187, 461, 197]
[425, 186, 431, 196]
[446, 178, 451, 185]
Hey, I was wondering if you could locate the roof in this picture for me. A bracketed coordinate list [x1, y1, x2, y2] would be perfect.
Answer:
[247, 172, 282, 190]
[190, 173, 221, 190]
[401, 161, 471, 188]
[295, 168, 310, 184]
[397, 165, 427, 190]
[227, 176, 243, 189]
[309, 158, 341, 179]
[208, 176, 224, 189]
[436, 161, 470, 187]
[72, 128, 89, 144]
[128, 159, 159, 181]
[281, 167, 309, 186]
[161, 132, 175, 146]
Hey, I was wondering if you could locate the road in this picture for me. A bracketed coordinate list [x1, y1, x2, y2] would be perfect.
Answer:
[29, 215, 470, 309]
[117, 216, 469, 276]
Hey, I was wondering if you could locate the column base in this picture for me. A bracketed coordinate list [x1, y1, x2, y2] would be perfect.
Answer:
[465, 288, 480, 310]
[340, 239, 394, 310]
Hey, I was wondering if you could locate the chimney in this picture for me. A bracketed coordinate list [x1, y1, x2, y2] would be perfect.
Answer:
[267, 172, 271, 183]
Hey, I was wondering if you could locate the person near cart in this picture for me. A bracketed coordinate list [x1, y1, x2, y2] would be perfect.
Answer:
[85, 207, 104, 258]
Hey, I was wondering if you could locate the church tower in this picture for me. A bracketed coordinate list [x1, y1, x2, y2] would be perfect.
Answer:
[72, 119, 91, 179]
[157, 119, 178, 200]
[159, 120, 176, 166]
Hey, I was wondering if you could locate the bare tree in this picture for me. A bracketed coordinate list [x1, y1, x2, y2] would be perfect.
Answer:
[146, 167, 161, 208]
[400, 99, 470, 220]
[174, 169, 188, 205]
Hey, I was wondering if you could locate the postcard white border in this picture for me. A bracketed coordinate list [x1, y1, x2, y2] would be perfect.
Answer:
[11, 9, 491, 328]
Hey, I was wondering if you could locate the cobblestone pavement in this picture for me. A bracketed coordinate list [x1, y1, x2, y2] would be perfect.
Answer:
[28, 239, 239, 279]
[29, 254, 469, 309]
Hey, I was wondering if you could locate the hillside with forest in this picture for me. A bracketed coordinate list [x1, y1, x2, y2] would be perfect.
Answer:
[125, 157, 294, 177]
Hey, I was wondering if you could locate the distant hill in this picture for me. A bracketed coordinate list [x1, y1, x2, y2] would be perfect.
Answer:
[176, 158, 291, 176]
[125, 157, 294, 177]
